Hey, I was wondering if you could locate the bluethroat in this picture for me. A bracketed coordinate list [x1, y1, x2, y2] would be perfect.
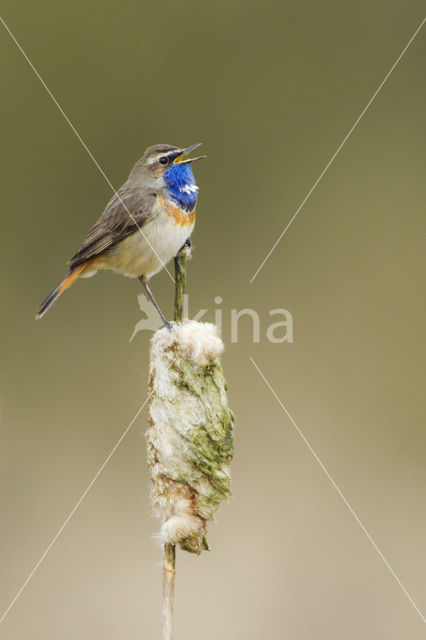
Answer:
[37, 143, 206, 324]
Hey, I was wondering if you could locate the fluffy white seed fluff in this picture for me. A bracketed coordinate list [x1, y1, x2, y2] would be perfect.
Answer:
[152, 321, 224, 367]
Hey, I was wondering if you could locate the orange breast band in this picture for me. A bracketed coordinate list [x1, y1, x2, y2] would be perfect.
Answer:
[159, 196, 196, 227]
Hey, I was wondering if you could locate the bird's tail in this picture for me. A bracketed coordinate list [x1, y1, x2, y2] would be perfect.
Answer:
[36, 262, 89, 319]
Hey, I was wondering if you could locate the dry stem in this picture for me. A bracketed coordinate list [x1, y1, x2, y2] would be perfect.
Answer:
[162, 542, 176, 640]
[161, 246, 186, 639]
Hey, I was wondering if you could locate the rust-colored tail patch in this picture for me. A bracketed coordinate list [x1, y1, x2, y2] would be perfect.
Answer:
[58, 262, 88, 295]
[36, 261, 91, 319]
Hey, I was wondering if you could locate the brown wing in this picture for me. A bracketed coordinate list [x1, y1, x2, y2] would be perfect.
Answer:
[69, 188, 156, 269]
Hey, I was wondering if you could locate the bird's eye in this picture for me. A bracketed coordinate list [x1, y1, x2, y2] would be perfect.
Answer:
[159, 156, 169, 165]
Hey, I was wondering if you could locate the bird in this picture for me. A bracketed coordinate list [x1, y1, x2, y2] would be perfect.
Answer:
[36, 143, 206, 324]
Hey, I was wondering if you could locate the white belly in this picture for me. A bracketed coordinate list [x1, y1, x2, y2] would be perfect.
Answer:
[93, 208, 194, 279]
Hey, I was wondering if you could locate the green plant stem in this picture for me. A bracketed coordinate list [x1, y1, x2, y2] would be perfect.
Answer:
[174, 247, 187, 323]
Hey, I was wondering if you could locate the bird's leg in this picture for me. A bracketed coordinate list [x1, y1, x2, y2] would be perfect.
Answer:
[138, 275, 171, 328]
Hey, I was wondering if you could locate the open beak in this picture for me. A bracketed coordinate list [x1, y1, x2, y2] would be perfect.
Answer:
[173, 143, 207, 165]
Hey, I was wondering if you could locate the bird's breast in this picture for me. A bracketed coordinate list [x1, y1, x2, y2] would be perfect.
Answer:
[158, 195, 196, 228]
[95, 196, 195, 279]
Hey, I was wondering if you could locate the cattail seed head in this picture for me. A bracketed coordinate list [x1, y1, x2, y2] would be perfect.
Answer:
[147, 321, 234, 554]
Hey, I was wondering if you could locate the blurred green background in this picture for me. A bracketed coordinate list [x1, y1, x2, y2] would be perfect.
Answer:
[1, 1, 425, 638]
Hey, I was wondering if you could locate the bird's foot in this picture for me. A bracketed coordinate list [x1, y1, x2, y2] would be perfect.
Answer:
[178, 237, 192, 253]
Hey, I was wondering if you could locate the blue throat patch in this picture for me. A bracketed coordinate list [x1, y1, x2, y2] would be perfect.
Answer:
[164, 163, 198, 212]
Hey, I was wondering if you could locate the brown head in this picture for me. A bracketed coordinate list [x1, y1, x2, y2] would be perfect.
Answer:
[128, 143, 206, 190]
